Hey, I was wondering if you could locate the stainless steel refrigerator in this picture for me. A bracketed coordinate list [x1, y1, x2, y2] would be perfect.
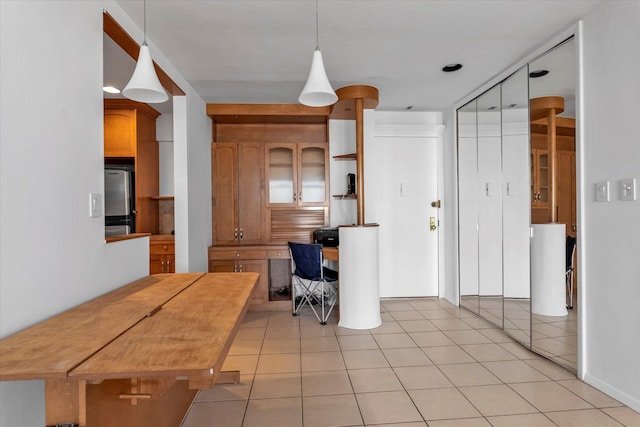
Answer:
[104, 168, 135, 237]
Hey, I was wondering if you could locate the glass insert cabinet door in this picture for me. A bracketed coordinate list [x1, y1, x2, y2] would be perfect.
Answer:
[266, 143, 328, 206]
[267, 144, 295, 205]
[300, 145, 326, 204]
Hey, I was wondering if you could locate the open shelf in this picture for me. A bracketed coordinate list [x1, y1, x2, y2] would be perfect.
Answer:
[150, 196, 175, 201]
[333, 153, 357, 161]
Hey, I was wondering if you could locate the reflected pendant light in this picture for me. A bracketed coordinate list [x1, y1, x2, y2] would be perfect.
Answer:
[299, 0, 337, 107]
[122, 0, 168, 103]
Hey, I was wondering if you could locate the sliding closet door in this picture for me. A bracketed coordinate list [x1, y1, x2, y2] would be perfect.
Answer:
[477, 86, 504, 328]
[457, 100, 479, 314]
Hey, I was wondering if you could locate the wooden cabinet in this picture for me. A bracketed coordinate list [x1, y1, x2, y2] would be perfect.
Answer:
[265, 143, 329, 207]
[150, 235, 175, 274]
[208, 248, 267, 304]
[212, 142, 264, 245]
[531, 149, 549, 223]
[557, 150, 577, 235]
[104, 99, 161, 234]
[104, 109, 137, 157]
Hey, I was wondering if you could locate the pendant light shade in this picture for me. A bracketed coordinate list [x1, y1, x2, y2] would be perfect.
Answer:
[122, 0, 168, 104]
[122, 44, 168, 103]
[299, 0, 337, 107]
[299, 49, 337, 107]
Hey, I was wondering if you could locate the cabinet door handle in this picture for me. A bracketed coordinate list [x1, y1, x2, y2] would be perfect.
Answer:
[233, 264, 238, 272]
[239, 228, 243, 240]
[234, 228, 238, 239]
[293, 192, 297, 201]
[161, 259, 165, 272]
[239, 264, 243, 272]
[298, 192, 302, 201]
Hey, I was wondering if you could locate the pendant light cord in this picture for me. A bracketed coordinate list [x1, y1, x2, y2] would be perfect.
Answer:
[143, 0, 147, 46]
[315, 0, 319, 50]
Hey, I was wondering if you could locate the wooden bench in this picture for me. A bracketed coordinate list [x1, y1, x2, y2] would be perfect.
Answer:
[0, 272, 259, 427]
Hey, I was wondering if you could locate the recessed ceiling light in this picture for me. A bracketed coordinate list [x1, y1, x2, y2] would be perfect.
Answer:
[442, 63, 463, 72]
[488, 106, 497, 110]
[509, 103, 518, 108]
[103, 86, 121, 94]
[529, 70, 549, 78]
[405, 106, 413, 110]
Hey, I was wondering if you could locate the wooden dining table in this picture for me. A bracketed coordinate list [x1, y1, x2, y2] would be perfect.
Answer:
[0, 272, 259, 427]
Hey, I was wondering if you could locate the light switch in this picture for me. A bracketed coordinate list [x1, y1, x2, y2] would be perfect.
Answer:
[400, 183, 408, 197]
[596, 181, 609, 202]
[89, 193, 102, 217]
[506, 181, 514, 196]
[620, 178, 637, 201]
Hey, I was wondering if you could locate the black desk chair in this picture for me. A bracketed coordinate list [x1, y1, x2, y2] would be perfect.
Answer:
[288, 242, 338, 325]
[566, 235, 577, 309]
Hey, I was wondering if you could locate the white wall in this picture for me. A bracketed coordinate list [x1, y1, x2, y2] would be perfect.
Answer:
[0, 2, 148, 425]
[0, 1, 212, 424]
[173, 95, 211, 273]
[579, 1, 640, 412]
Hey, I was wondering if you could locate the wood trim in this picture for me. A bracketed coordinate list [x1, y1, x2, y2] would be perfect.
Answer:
[104, 99, 161, 119]
[103, 11, 185, 97]
[207, 103, 331, 123]
[331, 85, 379, 120]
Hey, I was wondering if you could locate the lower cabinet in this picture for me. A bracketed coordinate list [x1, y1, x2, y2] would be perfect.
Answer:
[208, 246, 291, 308]
[150, 236, 175, 274]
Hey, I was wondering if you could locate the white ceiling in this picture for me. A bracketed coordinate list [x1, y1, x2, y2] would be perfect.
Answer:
[105, 0, 601, 114]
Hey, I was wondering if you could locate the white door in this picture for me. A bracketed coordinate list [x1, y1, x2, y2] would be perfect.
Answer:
[365, 117, 439, 297]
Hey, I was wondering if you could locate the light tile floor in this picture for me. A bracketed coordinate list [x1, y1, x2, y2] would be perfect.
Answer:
[181, 298, 640, 427]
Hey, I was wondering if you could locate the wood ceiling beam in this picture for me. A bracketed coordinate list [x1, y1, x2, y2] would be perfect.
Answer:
[103, 11, 185, 97]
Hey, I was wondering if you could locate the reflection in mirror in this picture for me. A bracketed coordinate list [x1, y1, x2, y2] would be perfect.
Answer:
[529, 38, 577, 372]
[501, 66, 531, 347]
[477, 85, 503, 328]
[457, 100, 479, 315]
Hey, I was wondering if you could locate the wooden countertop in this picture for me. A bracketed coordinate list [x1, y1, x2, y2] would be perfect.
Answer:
[105, 232, 151, 244]
[0, 272, 258, 388]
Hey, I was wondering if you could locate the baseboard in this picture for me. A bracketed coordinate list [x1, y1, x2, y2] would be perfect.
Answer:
[582, 373, 640, 413]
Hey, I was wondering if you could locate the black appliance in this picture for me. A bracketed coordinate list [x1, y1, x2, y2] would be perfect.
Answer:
[104, 167, 135, 236]
[347, 173, 356, 194]
[313, 227, 339, 247]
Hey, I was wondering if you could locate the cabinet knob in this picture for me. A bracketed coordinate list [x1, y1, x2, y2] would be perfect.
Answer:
[236, 253, 240, 257]
[163, 245, 167, 251]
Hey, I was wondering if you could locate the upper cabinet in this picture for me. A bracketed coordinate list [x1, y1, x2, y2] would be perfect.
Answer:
[208, 104, 331, 246]
[212, 142, 265, 245]
[266, 143, 329, 207]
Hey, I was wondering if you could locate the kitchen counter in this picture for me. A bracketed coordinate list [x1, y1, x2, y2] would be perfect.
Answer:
[105, 232, 151, 244]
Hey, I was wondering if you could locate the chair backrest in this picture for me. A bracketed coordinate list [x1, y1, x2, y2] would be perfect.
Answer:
[566, 235, 577, 270]
[288, 242, 323, 280]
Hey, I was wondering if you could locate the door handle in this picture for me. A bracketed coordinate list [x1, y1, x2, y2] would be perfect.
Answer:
[430, 217, 437, 231]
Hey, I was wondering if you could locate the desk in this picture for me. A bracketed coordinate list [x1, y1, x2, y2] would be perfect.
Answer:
[323, 246, 339, 261]
[0, 272, 258, 427]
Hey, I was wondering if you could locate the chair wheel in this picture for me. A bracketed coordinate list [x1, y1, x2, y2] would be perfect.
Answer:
[567, 305, 573, 309]
[320, 321, 327, 325]
[292, 312, 299, 316]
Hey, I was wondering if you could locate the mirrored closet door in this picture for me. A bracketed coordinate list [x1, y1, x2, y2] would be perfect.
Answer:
[457, 65, 531, 347]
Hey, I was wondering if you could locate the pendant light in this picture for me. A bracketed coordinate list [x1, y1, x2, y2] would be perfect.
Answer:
[299, 0, 337, 107]
[122, 0, 168, 103]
